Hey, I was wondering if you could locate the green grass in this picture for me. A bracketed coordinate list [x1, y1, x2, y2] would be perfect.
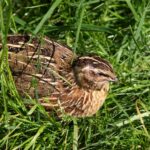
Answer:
[0, 0, 150, 149]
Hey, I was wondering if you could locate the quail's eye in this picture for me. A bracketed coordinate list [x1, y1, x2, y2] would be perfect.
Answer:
[98, 72, 109, 77]
[98, 72, 105, 76]
[98, 72, 104, 76]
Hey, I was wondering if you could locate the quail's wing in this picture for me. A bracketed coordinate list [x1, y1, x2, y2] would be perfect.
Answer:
[0, 35, 75, 99]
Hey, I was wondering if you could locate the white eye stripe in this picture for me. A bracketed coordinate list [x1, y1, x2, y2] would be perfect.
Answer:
[93, 62, 99, 65]
[82, 65, 113, 78]
[79, 56, 98, 61]
[79, 56, 113, 71]
[82, 66, 101, 74]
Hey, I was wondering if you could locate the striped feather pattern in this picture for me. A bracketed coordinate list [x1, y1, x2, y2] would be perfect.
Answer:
[0, 35, 117, 117]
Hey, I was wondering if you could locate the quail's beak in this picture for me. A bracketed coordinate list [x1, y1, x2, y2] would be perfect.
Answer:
[109, 77, 118, 82]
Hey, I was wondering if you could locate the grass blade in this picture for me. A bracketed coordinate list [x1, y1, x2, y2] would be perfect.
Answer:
[34, 0, 62, 34]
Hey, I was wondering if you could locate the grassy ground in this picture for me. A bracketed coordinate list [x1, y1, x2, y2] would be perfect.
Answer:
[0, 0, 150, 149]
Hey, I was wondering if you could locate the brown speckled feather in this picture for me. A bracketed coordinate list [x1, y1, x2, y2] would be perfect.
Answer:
[0, 35, 117, 117]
